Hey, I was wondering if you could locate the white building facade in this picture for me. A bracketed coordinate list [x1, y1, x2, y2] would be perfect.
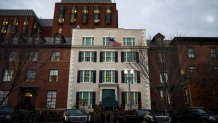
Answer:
[67, 28, 151, 110]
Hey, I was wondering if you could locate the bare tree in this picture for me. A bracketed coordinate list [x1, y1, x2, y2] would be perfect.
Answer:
[0, 27, 45, 106]
[127, 35, 192, 113]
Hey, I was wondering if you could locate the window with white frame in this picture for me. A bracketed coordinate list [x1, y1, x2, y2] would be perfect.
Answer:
[79, 91, 93, 106]
[9, 52, 16, 61]
[123, 37, 135, 46]
[3, 70, 13, 81]
[101, 70, 116, 83]
[78, 70, 95, 83]
[0, 91, 9, 106]
[100, 51, 116, 62]
[51, 51, 60, 61]
[46, 91, 57, 108]
[160, 72, 168, 83]
[82, 37, 94, 46]
[124, 71, 138, 83]
[122, 52, 137, 62]
[49, 70, 58, 82]
[158, 52, 165, 63]
[210, 48, 216, 58]
[29, 51, 38, 61]
[79, 51, 96, 62]
[124, 92, 139, 106]
[103, 37, 114, 46]
[188, 47, 194, 58]
[26, 70, 35, 81]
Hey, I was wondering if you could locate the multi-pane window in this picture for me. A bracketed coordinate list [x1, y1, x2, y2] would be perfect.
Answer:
[51, 51, 60, 61]
[188, 47, 194, 58]
[105, 6, 112, 24]
[189, 66, 196, 73]
[79, 51, 96, 62]
[103, 37, 115, 46]
[79, 91, 94, 106]
[3, 70, 13, 81]
[49, 70, 59, 82]
[9, 52, 16, 61]
[100, 70, 117, 83]
[123, 37, 135, 46]
[82, 6, 88, 24]
[210, 48, 216, 58]
[100, 52, 117, 62]
[93, 6, 100, 24]
[58, 5, 65, 24]
[82, 37, 94, 46]
[0, 91, 9, 106]
[124, 92, 139, 106]
[70, 6, 77, 24]
[54, 36, 61, 44]
[46, 91, 57, 108]
[158, 52, 165, 63]
[78, 70, 96, 83]
[160, 72, 168, 83]
[123, 71, 139, 83]
[29, 51, 38, 61]
[121, 52, 138, 62]
[26, 70, 35, 81]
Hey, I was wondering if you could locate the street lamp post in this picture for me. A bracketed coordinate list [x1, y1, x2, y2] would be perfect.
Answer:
[124, 69, 134, 110]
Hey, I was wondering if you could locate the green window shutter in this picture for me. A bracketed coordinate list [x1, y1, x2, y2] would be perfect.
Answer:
[94, 52, 97, 62]
[121, 52, 124, 62]
[115, 52, 118, 62]
[115, 70, 118, 83]
[121, 92, 125, 108]
[138, 92, 142, 109]
[77, 71, 81, 83]
[76, 92, 79, 108]
[78, 52, 82, 62]
[92, 92, 96, 108]
[137, 71, 140, 83]
[99, 71, 103, 83]
[93, 71, 96, 83]
[136, 52, 139, 62]
[121, 71, 125, 83]
[100, 52, 103, 62]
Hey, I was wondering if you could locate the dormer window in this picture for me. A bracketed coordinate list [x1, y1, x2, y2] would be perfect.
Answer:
[82, 6, 88, 24]
[22, 18, 28, 34]
[70, 6, 77, 24]
[94, 6, 100, 24]
[54, 36, 61, 44]
[12, 18, 18, 34]
[1, 18, 8, 34]
[105, 6, 112, 25]
[58, 5, 65, 24]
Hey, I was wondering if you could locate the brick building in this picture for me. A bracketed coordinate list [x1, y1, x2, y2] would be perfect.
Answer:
[0, 0, 119, 111]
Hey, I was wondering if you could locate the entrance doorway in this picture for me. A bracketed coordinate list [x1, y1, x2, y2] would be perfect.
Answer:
[102, 89, 117, 108]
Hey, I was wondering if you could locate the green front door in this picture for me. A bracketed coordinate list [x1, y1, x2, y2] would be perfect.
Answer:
[102, 89, 117, 107]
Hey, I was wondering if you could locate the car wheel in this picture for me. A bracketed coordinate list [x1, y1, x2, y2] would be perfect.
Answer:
[141, 119, 148, 123]
[176, 120, 182, 123]
[115, 120, 121, 123]
[201, 120, 209, 123]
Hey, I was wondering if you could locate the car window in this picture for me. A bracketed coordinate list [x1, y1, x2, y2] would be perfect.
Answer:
[66, 109, 85, 115]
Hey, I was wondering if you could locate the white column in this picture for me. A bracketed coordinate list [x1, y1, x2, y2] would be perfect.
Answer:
[99, 89, 102, 102]
[115, 89, 118, 101]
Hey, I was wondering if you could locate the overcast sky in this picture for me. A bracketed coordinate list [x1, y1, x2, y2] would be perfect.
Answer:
[0, 0, 217, 38]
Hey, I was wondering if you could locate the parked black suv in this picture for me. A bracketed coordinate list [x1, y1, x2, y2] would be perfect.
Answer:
[62, 109, 91, 123]
[0, 106, 14, 123]
[115, 109, 170, 123]
[172, 107, 218, 123]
